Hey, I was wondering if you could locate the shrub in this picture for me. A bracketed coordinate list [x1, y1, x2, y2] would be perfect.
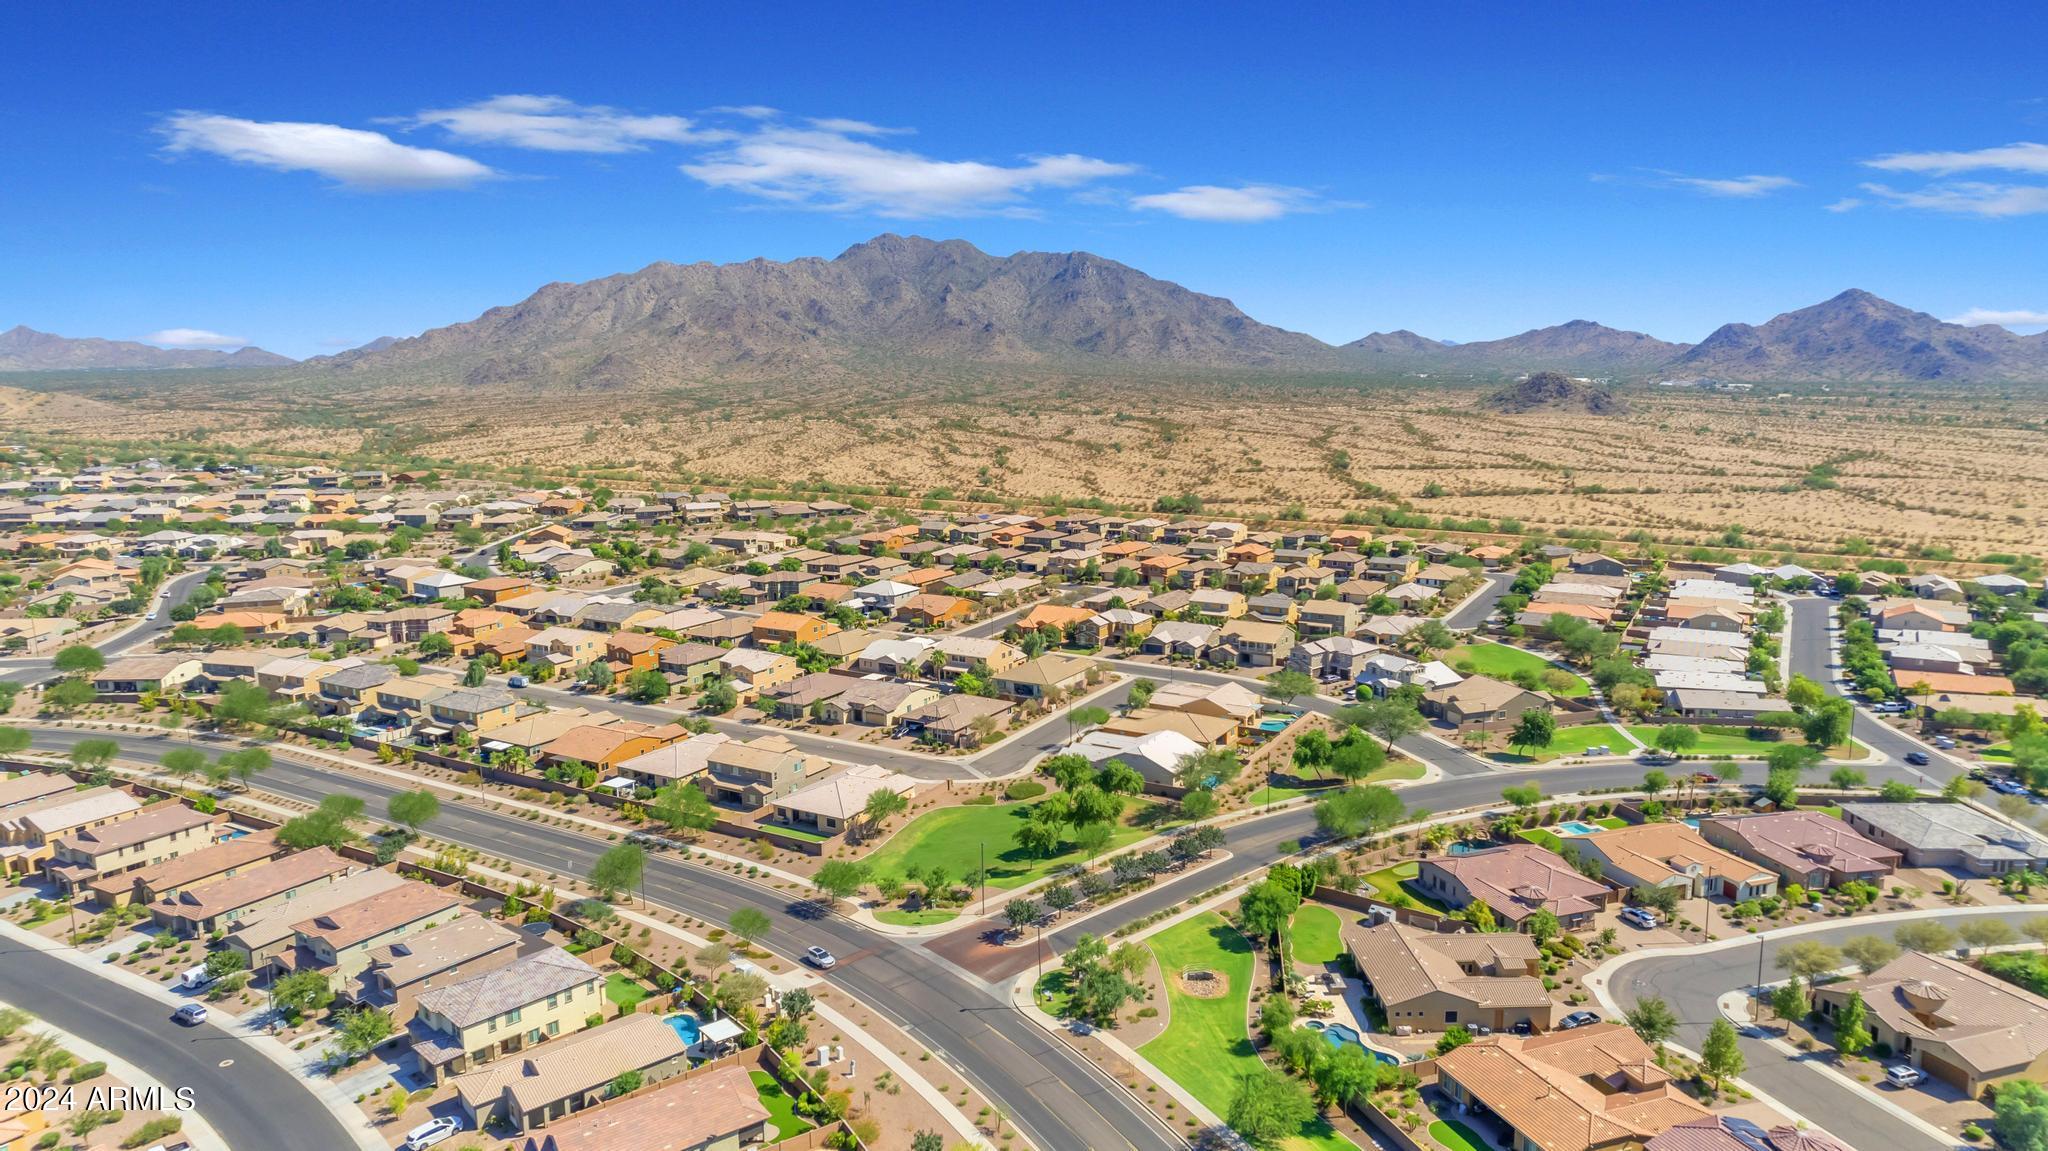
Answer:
[1005, 780, 1047, 801]
[68, 1061, 107, 1083]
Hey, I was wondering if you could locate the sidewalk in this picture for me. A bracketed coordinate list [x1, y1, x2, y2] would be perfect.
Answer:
[0, 918, 383, 1151]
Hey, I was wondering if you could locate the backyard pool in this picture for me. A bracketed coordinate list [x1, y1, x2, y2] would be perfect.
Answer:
[1554, 821, 1602, 836]
[1257, 716, 1292, 733]
[1447, 841, 1489, 855]
[1681, 818, 1701, 829]
[1312, 1021, 1402, 1065]
[665, 1013, 702, 1047]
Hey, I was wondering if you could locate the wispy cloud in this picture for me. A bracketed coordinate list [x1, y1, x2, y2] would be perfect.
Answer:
[409, 95, 722, 153]
[1860, 180, 2048, 217]
[159, 113, 494, 190]
[1945, 307, 2048, 330]
[1130, 184, 1321, 222]
[1659, 172, 1800, 198]
[1864, 142, 2048, 176]
[1824, 197, 1865, 213]
[147, 328, 246, 349]
[680, 117, 1134, 218]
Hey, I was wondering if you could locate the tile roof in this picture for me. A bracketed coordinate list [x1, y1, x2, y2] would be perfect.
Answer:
[417, 946, 600, 1029]
[1831, 950, 2048, 1077]
[1435, 1024, 1710, 1151]
[453, 1012, 688, 1118]
[518, 1063, 768, 1151]
[1427, 843, 1611, 923]
[1344, 921, 1549, 1013]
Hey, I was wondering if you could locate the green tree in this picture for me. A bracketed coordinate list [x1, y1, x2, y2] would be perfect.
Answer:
[0, 726, 30, 755]
[68, 738, 120, 771]
[729, 906, 772, 944]
[699, 680, 738, 714]
[212, 681, 275, 729]
[811, 861, 870, 905]
[1700, 1016, 1745, 1089]
[333, 1007, 395, 1060]
[1840, 935, 1899, 973]
[623, 668, 669, 703]
[1994, 1079, 2048, 1151]
[1313, 785, 1404, 839]
[160, 746, 206, 782]
[1327, 736, 1385, 784]
[1311, 1042, 1379, 1109]
[1894, 920, 1957, 954]
[43, 677, 95, 710]
[588, 843, 646, 901]
[272, 970, 335, 1019]
[1834, 990, 1871, 1057]
[1770, 979, 1809, 1025]
[1509, 709, 1556, 755]
[1654, 724, 1699, 758]
[1340, 695, 1425, 752]
[1501, 783, 1542, 810]
[1775, 940, 1843, 989]
[1434, 1024, 1476, 1056]
[1260, 669, 1316, 706]
[607, 1069, 643, 1097]
[1237, 878, 1302, 944]
[52, 644, 105, 675]
[386, 789, 440, 832]
[1625, 997, 1678, 1044]
[650, 784, 716, 837]
[462, 658, 489, 687]
[1226, 1067, 1315, 1147]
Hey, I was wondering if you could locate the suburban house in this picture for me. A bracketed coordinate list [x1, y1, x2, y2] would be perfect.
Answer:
[1696, 811, 1900, 889]
[898, 694, 1014, 748]
[1213, 619, 1295, 668]
[525, 627, 609, 672]
[411, 946, 608, 1084]
[750, 611, 837, 648]
[1345, 920, 1555, 1034]
[770, 764, 919, 837]
[270, 875, 458, 972]
[451, 1011, 691, 1135]
[1838, 802, 2048, 875]
[222, 869, 409, 971]
[1648, 1118, 1854, 1151]
[1423, 676, 1547, 727]
[993, 654, 1096, 702]
[656, 641, 728, 688]
[1147, 679, 1262, 732]
[1065, 729, 1204, 787]
[696, 735, 811, 808]
[0, 772, 76, 814]
[1814, 950, 2048, 1096]
[1141, 619, 1219, 659]
[150, 846, 355, 937]
[1571, 823, 1778, 901]
[352, 916, 524, 1015]
[316, 662, 395, 716]
[1295, 600, 1361, 638]
[613, 733, 731, 790]
[1433, 1025, 1710, 1151]
[91, 653, 202, 695]
[538, 722, 685, 772]
[1416, 843, 1615, 931]
[43, 801, 217, 894]
[930, 635, 1024, 679]
[0, 786, 143, 878]
[1289, 636, 1379, 680]
[715, 647, 799, 692]
[511, 1063, 769, 1151]
[84, 832, 282, 909]
[427, 686, 524, 735]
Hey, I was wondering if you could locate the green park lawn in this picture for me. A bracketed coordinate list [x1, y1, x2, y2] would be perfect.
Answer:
[1256, 754, 1426, 804]
[1290, 905, 1344, 965]
[1624, 726, 1866, 760]
[1431, 1119, 1492, 1151]
[1357, 861, 1452, 914]
[862, 796, 1167, 890]
[874, 906, 957, 928]
[1444, 643, 1590, 697]
[605, 973, 648, 1009]
[748, 1070, 815, 1140]
[1139, 914, 1354, 1151]
[1484, 723, 1632, 764]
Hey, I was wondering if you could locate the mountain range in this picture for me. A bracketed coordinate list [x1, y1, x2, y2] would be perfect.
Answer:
[10, 237, 2048, 384]
[0, 325, 295, 372]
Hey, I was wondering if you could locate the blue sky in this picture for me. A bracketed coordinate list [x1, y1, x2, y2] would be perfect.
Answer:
[3, 2, 2047, 359]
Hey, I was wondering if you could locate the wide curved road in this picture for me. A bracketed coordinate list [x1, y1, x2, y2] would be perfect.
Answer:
[0, 932, 357, 1150]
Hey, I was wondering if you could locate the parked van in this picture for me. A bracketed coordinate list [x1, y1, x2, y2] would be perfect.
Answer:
[176, 965, 216, 992]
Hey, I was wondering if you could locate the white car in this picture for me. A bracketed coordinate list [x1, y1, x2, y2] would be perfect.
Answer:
[1619, 907, 1659, 929]
[1885, 1064, 1925, 1088]
[402, 1116, 463, 1150]
[804, 945, 837, 969]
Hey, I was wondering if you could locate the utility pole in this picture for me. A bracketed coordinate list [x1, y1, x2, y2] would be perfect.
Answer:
[1753, 934, 1766, 1023]
[979, 843, 986, 916]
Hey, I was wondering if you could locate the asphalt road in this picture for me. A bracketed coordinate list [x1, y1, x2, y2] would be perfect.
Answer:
[0, 932, 357, 1151]
[1613, 910, 2045, 1151]
[1785, 596, 1960, 785]
[0, 569, 209, 687]
[1443, 571, 1516, 631]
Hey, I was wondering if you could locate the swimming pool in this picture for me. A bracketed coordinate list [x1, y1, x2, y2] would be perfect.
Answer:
[1315, 1021, 1402, 1065]
[1447, 841, 1489, 855]
[1555, 821, 1601, 836]
[665, 1013, 702, 1047]
[1257, 717, 1291, 733]
[1681, 818, 1701, 829]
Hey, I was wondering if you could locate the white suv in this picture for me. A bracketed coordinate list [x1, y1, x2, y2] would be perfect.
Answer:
[1619, 907, 1659, 929]
[1885, 1065, 1925, 1088]
[403, 1117, 463, 1149]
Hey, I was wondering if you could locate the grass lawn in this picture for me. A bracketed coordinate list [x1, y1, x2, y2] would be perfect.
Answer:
[1258, 754, 1426, 803]
[1984, 743, 2013, 761]
[1358, 861, 1452, 915]
[1290, 905, 1344, 965]
[863, 796, 1168, 889]
[748, 1070, 815, 1140]
[1033, 969, 1074, 1017]
[1431, 1119, 1491, 1151]
[874, 906, 957, 928]
[1139, 914, 1354, 1151]
[757, 821, 830, 843]
[1484, 723, 1632, 764]
[1624, 726, 1866, 760]
[1519, 827, 1566, 852]
[605, 973, 648, 1010]
[1444, 643, 1590, 697]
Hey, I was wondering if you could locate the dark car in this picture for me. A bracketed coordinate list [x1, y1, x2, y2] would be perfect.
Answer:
[1905, 751, 1931, 766]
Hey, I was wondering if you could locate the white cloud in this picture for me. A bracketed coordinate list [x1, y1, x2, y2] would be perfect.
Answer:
[410, 94, 721, 153]
[1860, 180, 2048, 217]
[1945, 307, 2048, 330]
[680, 120, 1134, 217]
[1661, 173, 1800, 198]
[1824, 197, 1864, 212]
[147, 328, 246, 349]
[1864, 142, 2048, 176]
[160, 113, 494, 190]
[1130, 184, 1319, 222]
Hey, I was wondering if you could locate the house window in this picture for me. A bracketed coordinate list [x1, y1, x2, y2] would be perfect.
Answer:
[546, 994, 558, 1009]
[507, 1008, 521, 1024]
[547, 1020, 559, 1036]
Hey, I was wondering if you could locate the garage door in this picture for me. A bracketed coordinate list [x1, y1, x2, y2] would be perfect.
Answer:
[1919, 1051, 1972, 1092]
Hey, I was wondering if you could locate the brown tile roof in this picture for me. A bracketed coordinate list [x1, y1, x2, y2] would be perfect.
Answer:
[1830, 951, 2048, 1077]
[56, 802, 214, 858]
[454, 1012, 688, 1119]
[1344, 921, 1549, 1014]
[519, 1063, 768, 1151]
[1427, 843, 1610, 924]
[86, 832, 280, 902]
[1698, 811, 1898, 878]
[156, 846, 352, 921]
[292, 881, 464, 953]
[417, 946, 600, 1029]
[1435, 1024, 1710, 1151]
